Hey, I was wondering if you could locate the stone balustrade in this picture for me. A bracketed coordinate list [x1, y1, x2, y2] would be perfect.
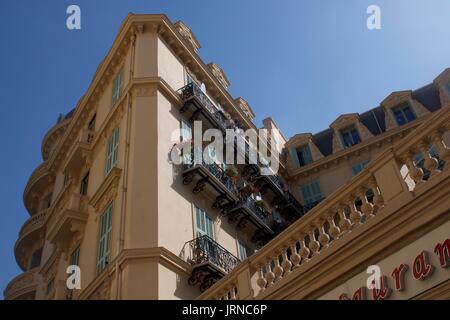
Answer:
[19, 209, 48, 239]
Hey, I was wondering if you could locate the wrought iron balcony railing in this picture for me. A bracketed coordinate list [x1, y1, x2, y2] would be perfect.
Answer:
[185, 235, 240, 274]
[238, 196, 272, 228]
[179, 82, 231, 132]
[183, 158, 238, 195]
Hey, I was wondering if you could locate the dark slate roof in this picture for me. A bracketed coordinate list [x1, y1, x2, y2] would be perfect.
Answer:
[312, 129, 333, 157]
[412, 83, 441, 112]
[307, 82, 442, 157]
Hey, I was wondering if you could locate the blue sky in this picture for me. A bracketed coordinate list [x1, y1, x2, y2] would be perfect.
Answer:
[1, 0, 450, 297]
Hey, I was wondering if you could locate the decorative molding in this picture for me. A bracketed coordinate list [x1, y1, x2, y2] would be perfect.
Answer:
[89, 167, 122, 213]
[234, 97, 255, 121]
[207, 63, 230, 90]
[173, 20, 201, 53]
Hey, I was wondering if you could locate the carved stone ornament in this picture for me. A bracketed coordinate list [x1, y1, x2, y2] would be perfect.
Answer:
[174, 21, 201, 53]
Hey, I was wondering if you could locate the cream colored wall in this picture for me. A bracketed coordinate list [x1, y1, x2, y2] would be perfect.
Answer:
[158, 37, 185, 90]
[158, 263, 197, 300]
[134, 31, 158, 79]
[121, 260, 158, 299]
[292, 145, 387, 203]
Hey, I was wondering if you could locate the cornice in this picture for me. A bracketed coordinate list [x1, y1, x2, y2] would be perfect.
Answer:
[78, 247, 191, 300]
[116, 247, 191, 277]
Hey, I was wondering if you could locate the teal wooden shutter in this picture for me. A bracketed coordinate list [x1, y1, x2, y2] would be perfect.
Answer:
[105, 128, 119, 175]
[238, 240, 248, 260]
[112, 70, 123, 105]
[302, 144, 313, 164]
[70, 246, 80, 266]
[290, 148, 300, 168]
[195, 207, 214, 239]
[96, 203, 113, 274]
[301, 180, 323, 205]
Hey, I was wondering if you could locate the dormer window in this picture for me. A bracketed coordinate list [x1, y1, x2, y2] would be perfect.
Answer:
[340, 126, 361, 148]
[186, 72, 194, 85]
[392, 102, 416, 126]
[295, 144, 313, 167]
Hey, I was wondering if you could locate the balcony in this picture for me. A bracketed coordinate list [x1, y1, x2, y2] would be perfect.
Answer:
[63, 128, 95, 173]
[183, 235, 240, 292]
[179, 82, 231, 132]
[46, 191, 89, 249]
[23, 163, 52, 215]
[225, 196, 275, 245]
[182, 159, 238, 210]
[3, 268, 38, 300]
[15, 209, 48, 271]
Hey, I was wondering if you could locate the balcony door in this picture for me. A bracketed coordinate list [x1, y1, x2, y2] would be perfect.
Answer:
[195, 207, 214, 239]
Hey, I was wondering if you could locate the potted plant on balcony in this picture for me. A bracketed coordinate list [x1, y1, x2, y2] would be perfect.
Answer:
[254, 197, 267, 212]
[225, 164, 239, 183]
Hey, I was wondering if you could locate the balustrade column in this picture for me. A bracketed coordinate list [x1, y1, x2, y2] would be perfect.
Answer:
[358, 186, 374, 220]
[298, 234, 311, 261]
[337, 205, 352, 233]
[418, 141, 439, 177]
[289, 240, 301, 269]
[431, 130, 450, 163]
[281, 247, 292, 275]
[327, 211, 341, 240]
[402, 152, 424, 183]
[256, 264, 267, 293]
[317, 219, 330, 247]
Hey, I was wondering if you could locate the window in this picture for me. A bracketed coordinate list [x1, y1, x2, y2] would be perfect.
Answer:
[70, 246, 80, 266]
[112, 70, 123, 105]
[186, 72, 194, 85]
[80, 171, 89, 196]
[96, 203, 113, 275]
[63, 171, 70, 186]
[88, 114, 96, 131]
[195, 206, 214, 239]
[105, 128, 119, 175]
[46, 278, 54, 296]
[295, 144, 313, 167]
[42, 193, 52, 209]
[237, 240, 250, 261]
[29, 248, 42, 269]
[392, 103, 416, 126]
[352, 160, 370, 176]
[340, 126, 361, 148]
[180, 120, 193, 164]
[301, 180, 323, 207]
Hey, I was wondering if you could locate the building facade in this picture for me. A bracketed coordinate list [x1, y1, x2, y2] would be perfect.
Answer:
[4, 14, 450, 300]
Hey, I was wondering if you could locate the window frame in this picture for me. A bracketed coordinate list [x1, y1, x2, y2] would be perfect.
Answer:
[105, 128, 119, 175]
[195, 206, 214, 239]
[300, 180, 324, 207]
[295, 144, 313, 167]
[96, 203, 113, 275]
[340, 125, 362, 148]
[392, 102, 416, 126]
[111, 69, 124, 106]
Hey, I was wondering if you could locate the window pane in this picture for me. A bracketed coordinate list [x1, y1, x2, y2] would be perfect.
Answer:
[403, 106, 416, 122]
